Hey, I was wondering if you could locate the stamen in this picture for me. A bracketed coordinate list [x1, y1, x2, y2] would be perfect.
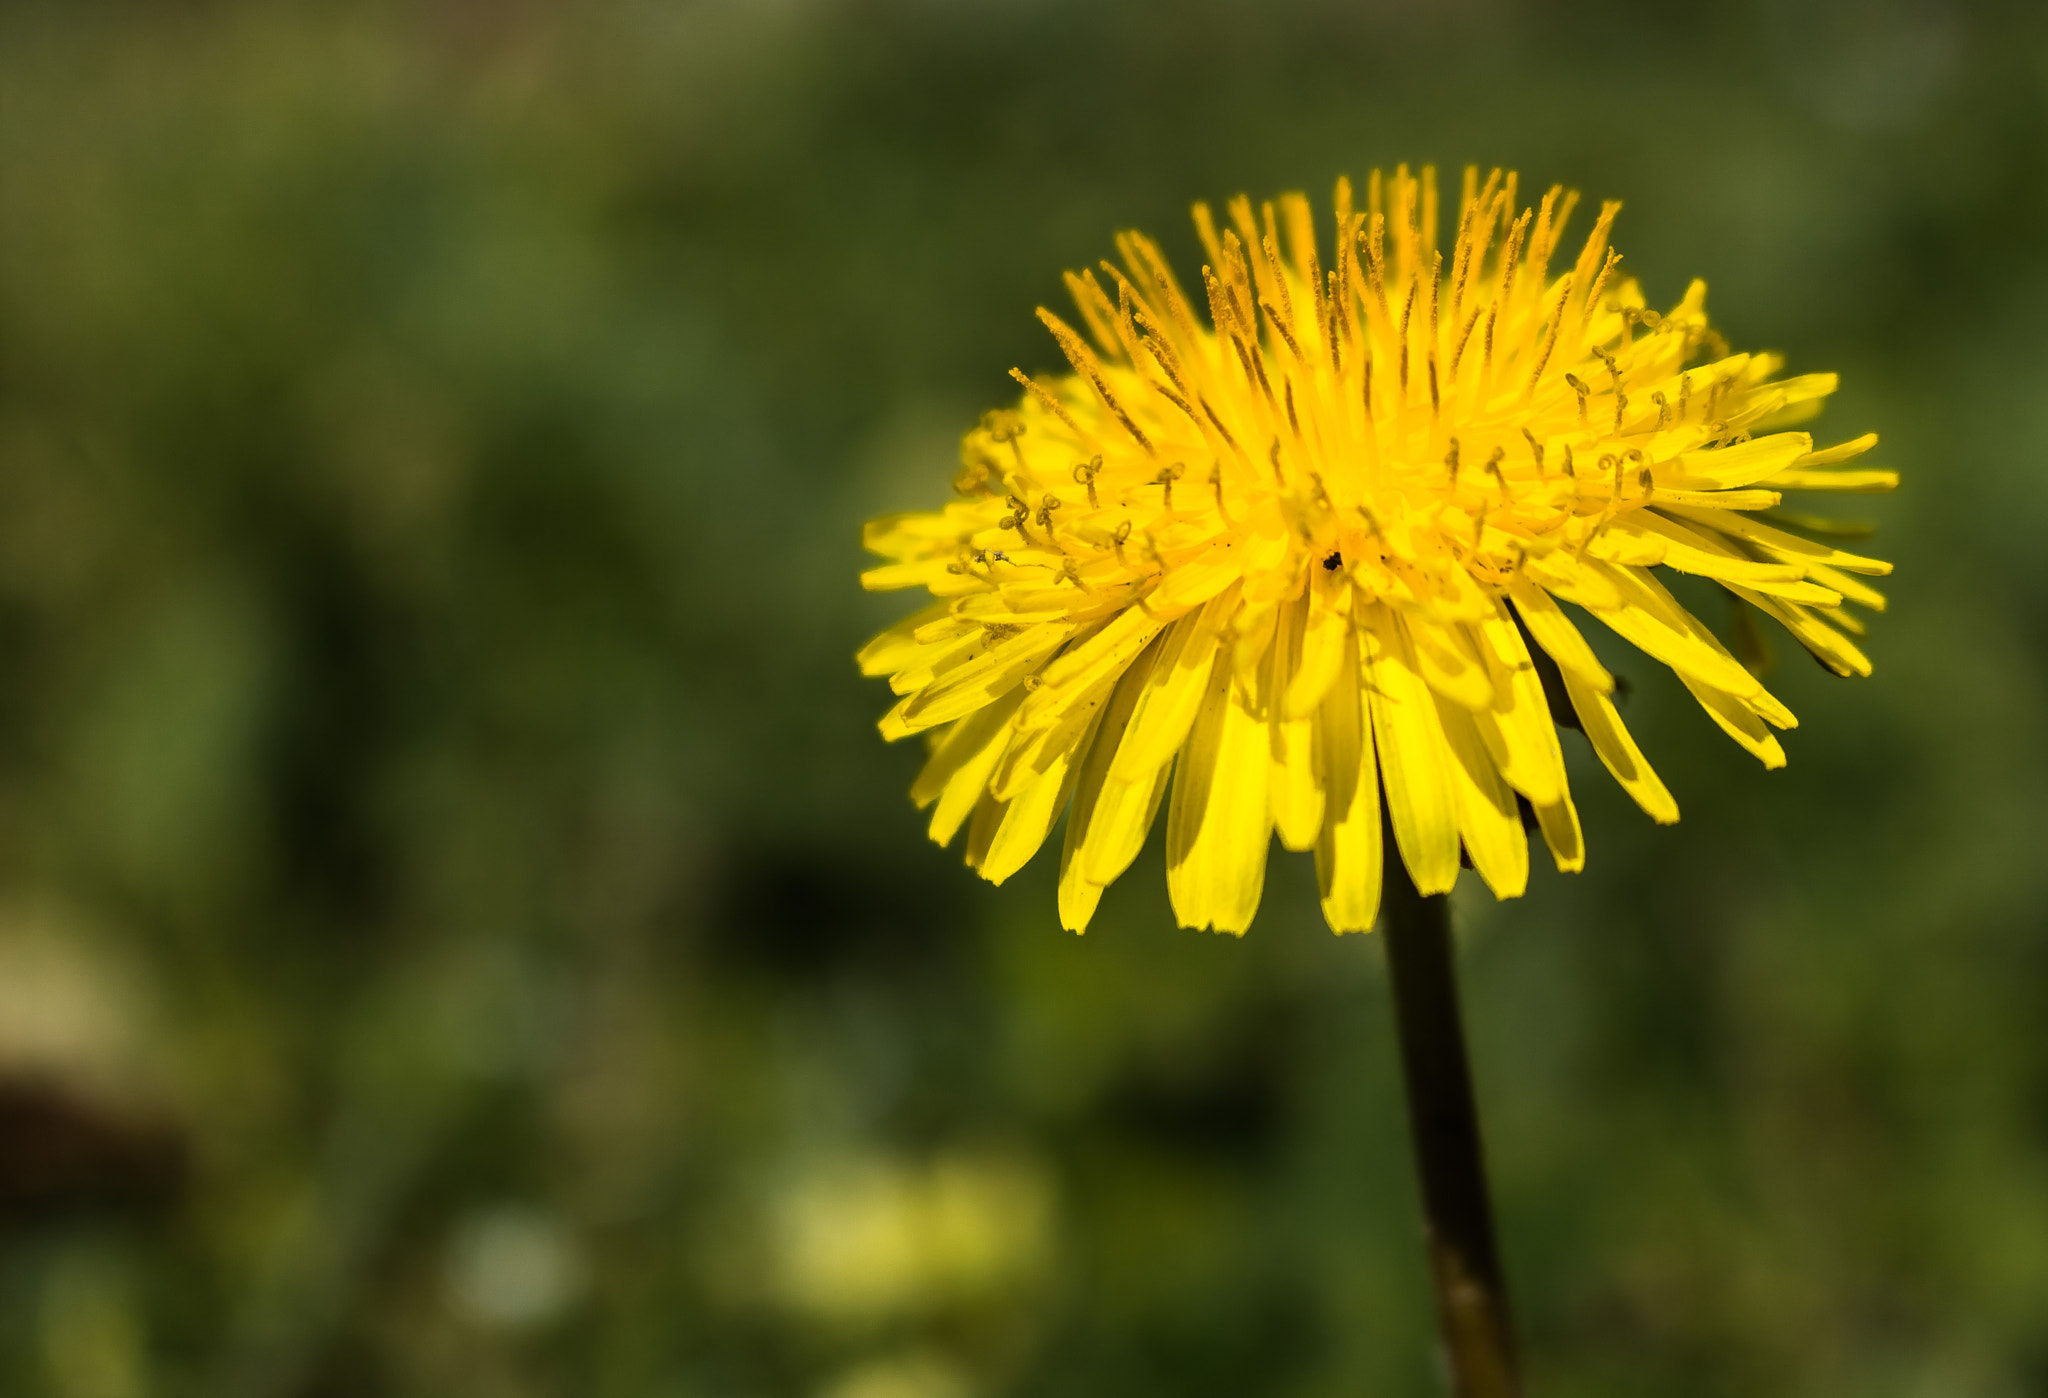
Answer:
[1522, 427, 1545, 474]
[1425, 249, 1442, 352]
[1565, 372, 1591, 426]
[1008, 370, 1093, 451]
[1324, 270, 1345, 363]
[1574, 242, 1623, 347]
[1072, 457, 1101, 509]
[1261, 218, 1295, 329]
[1261, 298, 1308, 366]
[1448, 304, 1483, 382]
[1445, 437, 1462, 485]
[1247, 337, 1280, 412]
[1199, 396, 1245, 461]
[1061, 271, 1122, 358]
[1398, 280, 1417, 392]
[1524, 274, 1574, 397]
[1005, 493, 1034, 541]
[1652, 391, 1669, 428]
[1494, 209, 1531, 316]
[1155, 462, 1185, 510]
[1037, 311, 1156, 455]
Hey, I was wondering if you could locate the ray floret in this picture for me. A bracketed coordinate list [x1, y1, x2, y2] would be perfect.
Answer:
[860, 166, 1894, 934]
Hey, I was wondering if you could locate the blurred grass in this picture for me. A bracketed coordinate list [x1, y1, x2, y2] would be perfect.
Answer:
[0, 0, 2044, 1395]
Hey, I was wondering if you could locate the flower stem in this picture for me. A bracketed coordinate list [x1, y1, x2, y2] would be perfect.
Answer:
[1381, 860, 1522, 1398]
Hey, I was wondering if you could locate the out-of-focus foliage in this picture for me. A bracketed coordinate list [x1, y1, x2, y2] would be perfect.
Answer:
[0, 0, 2042, 1395]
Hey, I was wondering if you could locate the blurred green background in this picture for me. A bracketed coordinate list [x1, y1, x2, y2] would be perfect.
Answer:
[0, 0, 2041, 1394]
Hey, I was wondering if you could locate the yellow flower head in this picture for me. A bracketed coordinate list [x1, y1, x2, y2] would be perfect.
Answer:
[859, 166, 1895, 936]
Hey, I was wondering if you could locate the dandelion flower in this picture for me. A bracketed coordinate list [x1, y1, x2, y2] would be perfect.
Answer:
[858, 167, 1895, 935]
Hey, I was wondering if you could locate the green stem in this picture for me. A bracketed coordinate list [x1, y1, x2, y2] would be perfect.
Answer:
[1381, 859, 1523, 1398]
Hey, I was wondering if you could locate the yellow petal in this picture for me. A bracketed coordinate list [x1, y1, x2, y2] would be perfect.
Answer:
[1060, 637, 1170, 929]
[1794, 431, 1878, 467]
[1082, 769, 1172, 888]
[1108, 586, 1238, 782]
[1679, 674, 1786, 768]
[1362, 603, 1461, 895]
[1580, 562, 1762, 698]
[1021, 603, 1172, 726]
[1314, 626, 1383, 932]
[1808, 563, 1887, 611]
[1166, 644, 1273, 933]
[1267, 592, 1326, 852]
[861, 559, 957, 592]
[857, 601, 955, 676]
[1616, 566, 1801, 726]
[1150, 548, 1247, 609]
[1057, 874, 1105, 936]
[1471, 605, 1566, 808]
[1628, 514, 1803, 584]
[1532, 789, 1584, 873]
[1624, 514, 1843, 605]
[992, 669, 1118, 801]
[1561, 670, 1678, 824]
[1508, 577, 1615, 693]
[1524, 551, 1621, 611]
[889, 626, 989, 695]
[1407, 615, 1494, 711]
[981, 711, 1097, 885]
[963, 789, 1005, 870]
[1669, 431, 1812, 489]
[1286, 570, 1352, 718]
[1663, 504, 1893, 576]
[863, 509, 975, 560]
[1765, 467, 1898, 493]
[1437, 699, 1529, 899]
[922, 692, 1027, 847]
[897, 623, 1076, 733]
[1645, 487, 1781, 512]
[1731, 587, 1873, 677]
